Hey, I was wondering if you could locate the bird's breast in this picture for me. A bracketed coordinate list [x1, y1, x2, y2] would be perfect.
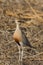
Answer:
[13, 29, 22, 42]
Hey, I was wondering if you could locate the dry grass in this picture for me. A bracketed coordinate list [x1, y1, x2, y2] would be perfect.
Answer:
[0, 0, 43, 65]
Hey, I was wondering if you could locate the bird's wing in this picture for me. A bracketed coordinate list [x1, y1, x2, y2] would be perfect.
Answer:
[21, 30, 34, 48]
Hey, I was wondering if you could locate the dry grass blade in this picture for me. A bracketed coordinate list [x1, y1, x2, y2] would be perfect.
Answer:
[28, 52, 43, 58]
[33, 29, 43, 38]
[25, 0, 43, 22]
[24, 52, 43, 60]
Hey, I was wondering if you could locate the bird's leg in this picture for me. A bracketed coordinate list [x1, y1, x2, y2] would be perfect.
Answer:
[20, 43, 24, 62]
[21, 46, 24, 62]
[18, 46, 21, 62]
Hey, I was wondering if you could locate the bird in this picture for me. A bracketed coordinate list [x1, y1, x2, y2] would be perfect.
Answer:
[13, 19, 35, 62]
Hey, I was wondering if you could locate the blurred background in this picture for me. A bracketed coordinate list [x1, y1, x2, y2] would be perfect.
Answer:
[0, 0, 43, 65]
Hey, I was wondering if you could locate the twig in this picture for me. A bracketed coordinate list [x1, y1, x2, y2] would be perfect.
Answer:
[25, 0, 43, 22]
[33, 29, 43, 37]
[28, 52, 43, 58]
[0, 30, 9, 33]
[23, 52, 43, 60]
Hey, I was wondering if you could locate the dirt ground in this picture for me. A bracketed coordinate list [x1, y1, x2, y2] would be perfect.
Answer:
[0, 0, 43, 65]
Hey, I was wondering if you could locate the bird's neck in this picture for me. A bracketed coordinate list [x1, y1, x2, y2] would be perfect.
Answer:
[15, 20, 20, 30]
[16, 22, 20, 30]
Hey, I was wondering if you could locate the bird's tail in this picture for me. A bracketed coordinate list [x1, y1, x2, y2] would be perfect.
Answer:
[29, 44, 36, 49]
[27, 42, 36, 49]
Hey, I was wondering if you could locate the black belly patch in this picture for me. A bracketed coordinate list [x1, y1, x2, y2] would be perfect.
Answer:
[15, 38, 21, 46]
[16, 41, 20, 46]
